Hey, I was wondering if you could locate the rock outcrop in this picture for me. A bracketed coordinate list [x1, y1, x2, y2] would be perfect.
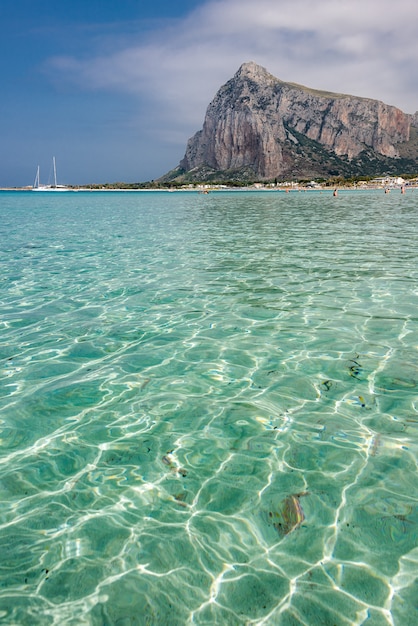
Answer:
[163, 62, 417, 181]
[411, 111, 418, 128]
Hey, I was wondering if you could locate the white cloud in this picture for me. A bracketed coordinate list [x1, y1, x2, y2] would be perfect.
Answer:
[46, 0, 418, 157]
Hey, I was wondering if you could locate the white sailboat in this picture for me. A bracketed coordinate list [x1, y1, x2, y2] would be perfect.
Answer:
[32, 157, 70, 191]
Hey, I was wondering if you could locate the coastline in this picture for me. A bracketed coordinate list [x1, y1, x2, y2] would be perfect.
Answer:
[1, 185, 416, 193]
[2, 172, 417, 193]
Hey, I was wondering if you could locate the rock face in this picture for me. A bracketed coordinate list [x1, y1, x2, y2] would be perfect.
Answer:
[411, 111, 418, 128]
[167, 62, 416, 181]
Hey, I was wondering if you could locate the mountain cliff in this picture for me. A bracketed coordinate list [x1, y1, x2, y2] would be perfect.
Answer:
[162, 62, 418, 182]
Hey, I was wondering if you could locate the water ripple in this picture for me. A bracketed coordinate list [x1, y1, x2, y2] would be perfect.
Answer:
[0, 190, 417, 625]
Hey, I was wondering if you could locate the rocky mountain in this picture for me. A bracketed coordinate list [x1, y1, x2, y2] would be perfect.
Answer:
[161, 62, 418, 182]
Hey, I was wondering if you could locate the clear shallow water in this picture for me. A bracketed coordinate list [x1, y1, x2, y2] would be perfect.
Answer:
[0, 189, 417, 625]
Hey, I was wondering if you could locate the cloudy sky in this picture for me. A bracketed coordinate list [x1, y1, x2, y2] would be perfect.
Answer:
[2, 0, 417, 186]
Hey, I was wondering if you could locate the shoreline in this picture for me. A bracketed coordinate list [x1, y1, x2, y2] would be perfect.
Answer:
[1, 185, 417, 193]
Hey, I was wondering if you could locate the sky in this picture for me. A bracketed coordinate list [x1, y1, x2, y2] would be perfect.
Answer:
[1, 0, 418, 187]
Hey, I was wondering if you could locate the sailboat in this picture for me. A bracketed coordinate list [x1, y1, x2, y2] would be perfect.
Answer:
[32, 157, 70, 191]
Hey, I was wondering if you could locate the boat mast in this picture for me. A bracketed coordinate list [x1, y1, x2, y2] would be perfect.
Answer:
[53, 156, 57, 188]
[34, 165, 40, 188]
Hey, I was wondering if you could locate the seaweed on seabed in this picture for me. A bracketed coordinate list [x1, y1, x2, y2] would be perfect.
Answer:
[267, 492, 308, 537]
[348, 354, 362, 379]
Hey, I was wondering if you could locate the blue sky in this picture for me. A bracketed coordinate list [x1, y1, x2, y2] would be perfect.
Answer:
[2, 0, 417, 187]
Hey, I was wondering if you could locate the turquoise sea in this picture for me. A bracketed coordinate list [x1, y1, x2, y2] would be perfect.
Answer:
[0, 189, 417, 625]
